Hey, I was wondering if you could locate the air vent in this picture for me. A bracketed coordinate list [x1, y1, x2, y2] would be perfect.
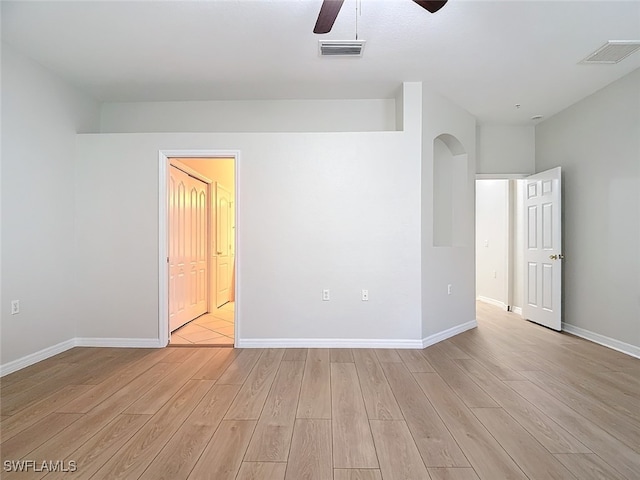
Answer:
[580, 41, 640, 64]
[319, 40, 366, 57]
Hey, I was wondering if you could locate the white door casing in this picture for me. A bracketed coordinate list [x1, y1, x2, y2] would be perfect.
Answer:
[522, 167, 563, 331]
[216, 184, 233, 308]
[169, 165, 208, 331]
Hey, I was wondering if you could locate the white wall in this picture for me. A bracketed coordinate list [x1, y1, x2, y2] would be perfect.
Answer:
[421, 87, 477, 340]
[477, 125, 535, 174]
[1, 43, 100, 366]
[74, 83, 425, 345]
[536, 68, 640, 351]
[1, 64, 479, 368]
[476, 179, 509, 307]
[100, 99, 397, 133]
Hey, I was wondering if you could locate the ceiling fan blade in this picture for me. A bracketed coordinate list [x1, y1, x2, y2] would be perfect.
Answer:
[314, 0, 345, 34]
[412, 1, 448, 14]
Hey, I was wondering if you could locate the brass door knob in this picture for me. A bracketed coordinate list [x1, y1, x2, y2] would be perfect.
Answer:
[549, 254, 565, 260]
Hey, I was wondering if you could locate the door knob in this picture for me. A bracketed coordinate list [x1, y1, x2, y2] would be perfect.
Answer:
[549, 254, 565, 260]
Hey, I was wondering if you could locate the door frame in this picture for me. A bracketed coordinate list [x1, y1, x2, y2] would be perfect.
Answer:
[158, 149, 240, 347]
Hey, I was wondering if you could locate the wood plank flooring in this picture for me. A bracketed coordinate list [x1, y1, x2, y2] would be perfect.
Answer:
[1, 302, 639, 479]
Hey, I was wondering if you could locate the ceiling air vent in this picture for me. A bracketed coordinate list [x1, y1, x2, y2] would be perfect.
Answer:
[319, 40, 366, 57]
[580, 41, 640, 64]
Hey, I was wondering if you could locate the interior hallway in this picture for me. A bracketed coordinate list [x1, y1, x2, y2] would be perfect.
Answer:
[170, 302, 234, 346]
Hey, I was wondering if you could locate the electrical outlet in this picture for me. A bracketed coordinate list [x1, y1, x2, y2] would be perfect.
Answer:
[11, 300, 20, 315]
[362, 289, 369, 301]
[447, 284, 452, 295]
[322, 289, 330, 301]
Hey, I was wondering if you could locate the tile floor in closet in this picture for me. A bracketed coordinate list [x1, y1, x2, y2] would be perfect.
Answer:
[170, 302, 234, 346]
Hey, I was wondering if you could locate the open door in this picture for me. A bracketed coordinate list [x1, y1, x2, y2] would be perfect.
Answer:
[216, 184, 233, 308]
[522, 167, 563, 330]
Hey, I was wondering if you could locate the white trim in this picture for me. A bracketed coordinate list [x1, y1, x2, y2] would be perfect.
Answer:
[511, 306, 523, 315]
[562, 323, 640, 359]
[477, 296, 508, 310]
[159, 151, 169, 346]
[75, 338, 164, 348]
[422, 319, 477, 348]
[236, 338, 425, 349]
[237, 321, 478, 349]
[0, 339, 76, 377]
[0, 337, 166, 377]
[159, 149, 240, 348]
[2, 319, 479, 376]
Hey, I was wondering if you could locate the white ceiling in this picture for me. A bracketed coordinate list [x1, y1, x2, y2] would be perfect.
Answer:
[2, 0, 639, 125]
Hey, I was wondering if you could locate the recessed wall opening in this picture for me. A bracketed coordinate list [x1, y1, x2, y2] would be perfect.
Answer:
[433, 134, 469, 247]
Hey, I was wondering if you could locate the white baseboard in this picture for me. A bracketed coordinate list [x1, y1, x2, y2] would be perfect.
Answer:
[2, 321, 480, 376]
[1, 337, 165, 377]
[236, 338, 424, 349]
[562, 323, 640, 359]
[477, 297, 522, 316]
[422, 319, 477, 348]
[477, 296, 508, 310]
[0, 339, 76, 377]
[75, 338, 165, 348]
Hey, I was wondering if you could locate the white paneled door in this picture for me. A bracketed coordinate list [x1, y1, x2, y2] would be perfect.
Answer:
[216, 184, 233, 308]
[523, 167, 563, 331]
[169, 165, 208, 332]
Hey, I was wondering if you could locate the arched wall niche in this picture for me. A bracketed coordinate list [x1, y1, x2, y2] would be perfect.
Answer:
[433, 133, 470, 247]
[437, 133, 466, 156]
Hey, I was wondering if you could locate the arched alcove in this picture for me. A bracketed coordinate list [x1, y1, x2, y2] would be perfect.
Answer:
[433, 133, 469, 247]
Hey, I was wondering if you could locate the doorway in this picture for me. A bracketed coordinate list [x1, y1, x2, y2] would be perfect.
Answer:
[475, 177, 526, 315]
[476, 169, 563, 328]
[158, 151, 238, 347]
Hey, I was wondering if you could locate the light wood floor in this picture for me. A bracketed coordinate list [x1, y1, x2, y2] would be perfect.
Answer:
[1, 302, 639, 479]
